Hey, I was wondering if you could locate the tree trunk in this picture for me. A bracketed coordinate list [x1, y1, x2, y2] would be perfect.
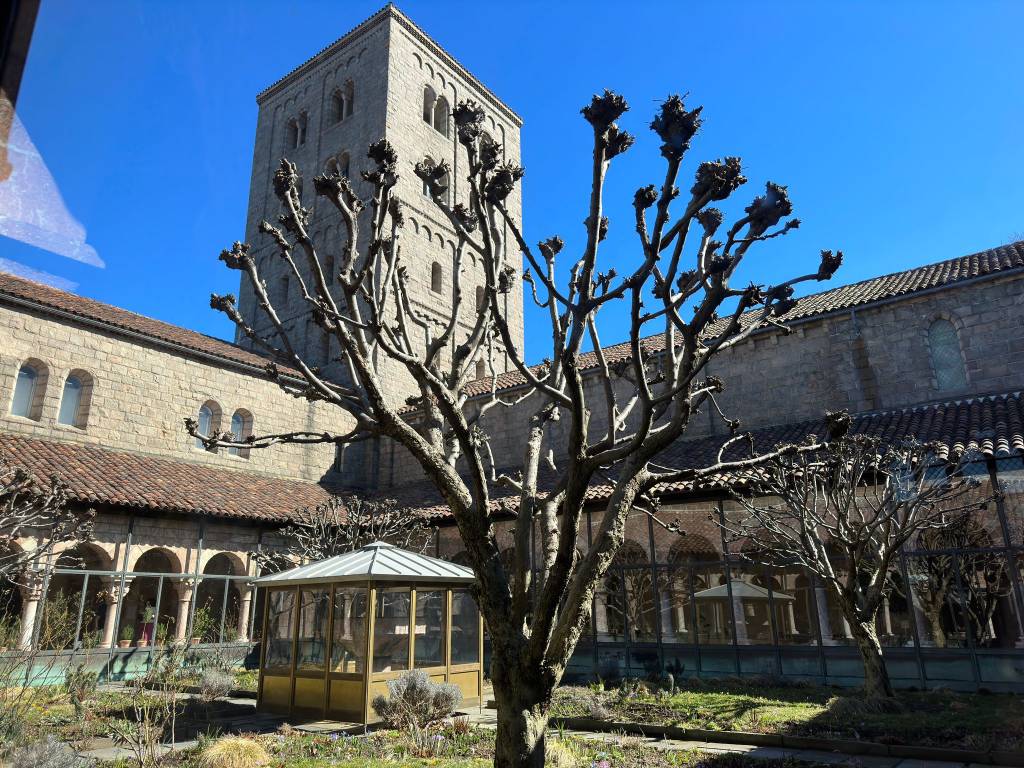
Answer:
[491, 648, 555, 768]
[846, 614, 894, 698]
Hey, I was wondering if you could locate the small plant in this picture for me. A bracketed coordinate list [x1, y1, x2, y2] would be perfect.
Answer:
[5, 734, 91, 768]
[199, 667, 235, 703]
[119, 625, 135, 645]
[191, 604, 217, 643]
[197, 735, 270, 768]
[371, 669, 462, 731]
[154, 619, 172, 647]
[65, 662, 99, 717]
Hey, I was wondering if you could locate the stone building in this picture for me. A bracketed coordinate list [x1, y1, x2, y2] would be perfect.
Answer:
[0, 5, 1023, 690]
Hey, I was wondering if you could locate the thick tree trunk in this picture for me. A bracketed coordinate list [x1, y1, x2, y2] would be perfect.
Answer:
[491, 646, 556, 768]
[847, 615, 894, 698]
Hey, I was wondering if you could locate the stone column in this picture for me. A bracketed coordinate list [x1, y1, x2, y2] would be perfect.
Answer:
[815, 585, 837, 645]
[594, 591, 610, 639]
[236, 584, 254, 642]
[175, 578, 197, 643]
[100, 576, 133, 649]
[785, 601, 798, 637]
[659, 591, 675, 643]
[730, 582, 749, 645]
[880, 597, 893, 636]
[17, 571, 46, 650]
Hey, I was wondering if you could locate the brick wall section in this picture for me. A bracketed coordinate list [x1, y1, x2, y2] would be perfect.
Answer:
[0, 303, 352, 482]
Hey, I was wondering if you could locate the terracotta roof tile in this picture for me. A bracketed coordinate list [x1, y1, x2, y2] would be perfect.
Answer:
[0, 433, 339, 523]
[0, 272, 295, 376]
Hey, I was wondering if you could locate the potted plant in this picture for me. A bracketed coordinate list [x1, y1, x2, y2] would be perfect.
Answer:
[191, 605, 215, 645]
[118, 625, 135, 649]
[138, 605, 155, 647]
[155, 619, 172, 647]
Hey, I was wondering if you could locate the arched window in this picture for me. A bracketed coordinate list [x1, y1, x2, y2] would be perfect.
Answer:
[325, 157, 338, 176]
[343, 80, 355, 118]
[194, 400, 221, 451]
[323, 253, 335, 285]
[433, 96, 449, 137]
[297, 112, 308, 146]
[10, 360, 46, 420]
[286, 119, 299, 149]
[928, 318, 967, 391]
[57, 370, 92, 428]
[278, 275, 290, 307]
[430, 262, 443, 293]
[228, 409, 253, 458]
[421, 156, 435, 197]
[475, 286, 485, 312]
[331, 90, 345, 124]
[422, 86, 436, 124]
[475, 360, 486, 380]
[338, 152, 350, 179]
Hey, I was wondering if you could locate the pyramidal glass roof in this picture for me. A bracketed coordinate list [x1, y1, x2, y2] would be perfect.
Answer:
[253, 541, 475, 586]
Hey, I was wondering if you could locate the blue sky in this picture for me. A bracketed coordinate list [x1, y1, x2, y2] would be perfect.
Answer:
[5, 0, 1023, 364]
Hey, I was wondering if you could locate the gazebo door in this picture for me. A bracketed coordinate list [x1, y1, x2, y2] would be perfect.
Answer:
[327, 584, 369, 721]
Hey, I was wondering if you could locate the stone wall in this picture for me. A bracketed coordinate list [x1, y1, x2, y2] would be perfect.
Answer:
[0, 302, 349, 482]
[380, 272, 1024, 487]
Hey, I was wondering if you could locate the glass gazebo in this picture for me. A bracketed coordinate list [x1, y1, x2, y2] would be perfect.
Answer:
[254, 541, 483, 722]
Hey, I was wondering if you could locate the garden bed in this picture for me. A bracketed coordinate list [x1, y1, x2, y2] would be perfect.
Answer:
[551, 678, 1024, 753]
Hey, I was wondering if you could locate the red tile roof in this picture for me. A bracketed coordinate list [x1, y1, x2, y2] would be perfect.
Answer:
[0, 271, 291, 376]
[386, 390, 1024, 517]
[0, 433, 339, 523]
[461, 240, 1024, 398]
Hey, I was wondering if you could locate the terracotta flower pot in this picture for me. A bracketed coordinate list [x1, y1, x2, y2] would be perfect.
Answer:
[118, 640, 132, 649]
[136, 638, 149, 648]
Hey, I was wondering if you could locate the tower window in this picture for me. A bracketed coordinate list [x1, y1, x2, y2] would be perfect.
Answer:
[297, 112, 308, 145]
[430, 262, 443, 293]
[331, 91, 345, 124]
[338, 152, 351, 178]
[475, 360, 486, 380]
[475, 286, 485, 312]
[278, 275, 290, 307]
[228, 409, 253, 459]
[433, 96, 449, 137]
[344, 80, 355, 118]
[286, 119, 299, 149]
[422, 86, 436, 124]
[928, 318, 967, 391]
[194, 400, 221, 451]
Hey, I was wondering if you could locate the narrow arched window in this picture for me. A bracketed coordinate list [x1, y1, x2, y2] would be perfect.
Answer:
[928, 319, 967, 391]
[297, 112, 308, 146]
[286, 119, 299, 149]
[325, 157, 338, 176]
[421, 156, 434, 197]
[278, 275, 290, 307]
[431, 262, 443, 293]
[57, 374, 85, 427]
[422, 86, 436, 124]
[338, 152, 350, 179]
[323, 253, 335, 285]
[475, 360, 486, 380]
[11, 363, 42, 419]
[331, 90, 344, 123]
[228, 409, 253, 458]
[344, 80, 355, 118]
[475, 286, 485, 312]
[195, 403, 216, 450]
[433, 96, 449, 137]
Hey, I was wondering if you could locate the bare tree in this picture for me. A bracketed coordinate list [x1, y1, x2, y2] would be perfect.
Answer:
[255, 496, 432, 573]
[0, 456, 94, 584]
[192, 90, 842, 767]
[723, 430, 994, 698]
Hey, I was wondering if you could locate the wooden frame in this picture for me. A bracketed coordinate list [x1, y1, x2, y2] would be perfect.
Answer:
[257, 579, 483, 723]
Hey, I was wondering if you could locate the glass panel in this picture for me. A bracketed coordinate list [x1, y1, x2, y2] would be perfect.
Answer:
[331, 587, 367, 673]
[296, 588, 329, 670]
[729, 563, 775, 645]
[265, 589, 295, 669]
[693, 564, 732, 644]
[451, 589, 480, 665]
[11, 366, 36, 417]
[195, 405, 212, 449]
[879, 569, 915, 647]
[960, 550, 1020, 649]
[57, 376, 82, 426]
[997, 457, 1024, 546]
[414, 589, 445, 668]
[373, 589, 410, 673]
[772, 567, 818, 646]
[906, 554, 968, 648]
[658, 567, 695, 645]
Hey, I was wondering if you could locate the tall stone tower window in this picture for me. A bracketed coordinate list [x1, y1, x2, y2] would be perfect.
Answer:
[57, 370, 93, 429]
[432, 96, 449, 137]
[338, 152, 351, 178]
[928, 318, 967, 391]
[422, 85, 436, 124]
[475, 286, 484, 311]
[228, 409, 254, 459]
[194, 400, 222, 451]
[475, 360, 486, 380]
[430, 262, 443, 293]
[343, 80, 355, 118]
[278, 275, 290, 307]
[331, 91, 345, 124]
[331, 81, 356, 123]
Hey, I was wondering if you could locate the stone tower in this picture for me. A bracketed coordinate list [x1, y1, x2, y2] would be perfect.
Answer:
[237, 4, 525, 418]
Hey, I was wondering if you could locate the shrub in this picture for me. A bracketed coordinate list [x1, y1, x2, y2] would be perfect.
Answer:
[6, 735, 92, 768]
[65, 662, 99, 717]
[197, 736, 270, 768]
[826, 694, 904, 718]
[546, 740, 584, 768]
[371, 669, 462, 729]
[199, 668, 235, 703]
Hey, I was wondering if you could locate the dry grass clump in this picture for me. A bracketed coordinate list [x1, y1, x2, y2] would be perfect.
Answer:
[197, 735, 270, 768]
